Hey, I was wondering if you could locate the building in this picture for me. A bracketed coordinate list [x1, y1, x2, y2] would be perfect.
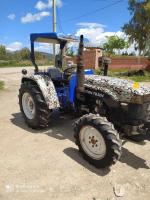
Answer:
[66, 46, 103, 69]
[66, 47, 150, 71]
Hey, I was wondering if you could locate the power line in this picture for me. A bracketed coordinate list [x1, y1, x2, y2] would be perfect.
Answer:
[91, 0, 115, 1]
[63, 0, 124, 23]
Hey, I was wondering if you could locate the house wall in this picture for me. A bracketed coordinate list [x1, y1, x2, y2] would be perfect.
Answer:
[66, 48, 102, 69]
[83, 50, 96, 69]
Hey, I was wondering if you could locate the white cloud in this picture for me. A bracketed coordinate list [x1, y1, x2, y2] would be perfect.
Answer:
[35, 43, 52, 52]
[75, 22, 137, 54]
[21, 11, 50, 23]
[35, 0, 62, 11]
[35, 1, 50, 10]
[35, 43, 60, 54]
[77, 23, 106, 29]
[7, 14, 16, 20]
[6, 42, 23, 51]
[76, 22, 124, 45]
[21, 0, 62, 24]
[35, 43, 59, 53]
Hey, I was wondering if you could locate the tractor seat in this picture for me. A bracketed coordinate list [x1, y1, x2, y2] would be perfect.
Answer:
[47, 67, 68, 86]
[47, 67, 63, 80]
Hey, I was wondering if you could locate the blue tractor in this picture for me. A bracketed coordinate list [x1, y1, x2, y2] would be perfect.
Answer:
[19, 33, 150, 168]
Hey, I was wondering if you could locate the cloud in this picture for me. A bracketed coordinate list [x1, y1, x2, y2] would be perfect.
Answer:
[77, 23, 106, 29]
[21, 11, 50, 23]
[35, 43, 60, 53]
[35, 0, 62, 11]
[76, 22, 124, 45]
[7, 14, 16, 20]
[75, 22, 138, 54]
[21, 1, 62, 24]
[6, 42, 23, 51]
[35, 43, 52, 52]
[35, 1, 50, 10]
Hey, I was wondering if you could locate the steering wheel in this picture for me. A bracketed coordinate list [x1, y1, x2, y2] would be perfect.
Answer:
[63, 66, 76, 80]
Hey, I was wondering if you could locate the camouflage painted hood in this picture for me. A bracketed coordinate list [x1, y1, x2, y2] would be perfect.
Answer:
[84, 75, 150, 103]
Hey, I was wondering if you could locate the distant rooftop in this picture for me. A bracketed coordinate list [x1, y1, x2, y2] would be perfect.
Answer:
[85, 46, 103, 50]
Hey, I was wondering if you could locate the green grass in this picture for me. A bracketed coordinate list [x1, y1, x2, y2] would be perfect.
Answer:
[95, 68, 150, 82]
[0, 59, 53, 67]
[109, 70, 150, 82]
[0, 81, 4, 90]
[128, 75, 150, 82]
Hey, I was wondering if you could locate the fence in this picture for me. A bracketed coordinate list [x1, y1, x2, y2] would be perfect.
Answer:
[66, 54, 150, 71]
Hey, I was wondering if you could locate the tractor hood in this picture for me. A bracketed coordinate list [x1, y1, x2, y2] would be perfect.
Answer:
[84, 75, 150, 104]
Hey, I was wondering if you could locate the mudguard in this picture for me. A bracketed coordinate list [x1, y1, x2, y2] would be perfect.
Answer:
[22, 74, 60, 109]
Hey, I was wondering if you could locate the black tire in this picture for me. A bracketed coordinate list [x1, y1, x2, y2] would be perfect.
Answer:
[74, 114, 122, 168]
[19, 81, 51, 129]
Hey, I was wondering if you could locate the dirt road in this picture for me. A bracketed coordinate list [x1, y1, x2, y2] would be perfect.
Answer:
[0, 67, 150, 200]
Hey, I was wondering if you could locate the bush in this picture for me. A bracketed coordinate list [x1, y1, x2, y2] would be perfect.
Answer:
[0, 80, 4, 90]
[109, 69, 150, 82]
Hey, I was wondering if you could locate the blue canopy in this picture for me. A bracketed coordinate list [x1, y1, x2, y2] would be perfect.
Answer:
[29, 32, 87, 72]
[30, 32, 70, 72]
[30, 32, 68, 45]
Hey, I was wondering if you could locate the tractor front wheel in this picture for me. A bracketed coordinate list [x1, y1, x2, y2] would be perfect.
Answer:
[74, 114, 122, 168]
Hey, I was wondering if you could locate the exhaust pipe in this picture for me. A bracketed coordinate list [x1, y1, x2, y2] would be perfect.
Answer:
[76, 35, 85, 98]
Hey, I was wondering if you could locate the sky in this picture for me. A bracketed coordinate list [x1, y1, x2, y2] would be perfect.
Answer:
[0, 0, 132, 52]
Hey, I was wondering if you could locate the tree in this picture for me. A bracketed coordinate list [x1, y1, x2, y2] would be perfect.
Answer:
[19, 48, 30, 60]
[66, 46, 74, 57]
[123, 0, 150, 55]
[0, 45, 6, 59]
[103, 36, 129, 55]
[35, 52, 44, 60]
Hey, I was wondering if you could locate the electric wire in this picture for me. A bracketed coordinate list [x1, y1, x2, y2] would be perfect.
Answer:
[62, 0, 124, 22]
[56, 0, 125, 36]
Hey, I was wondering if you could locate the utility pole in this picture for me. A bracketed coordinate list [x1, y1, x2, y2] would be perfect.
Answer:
[53, 0, 56, 65]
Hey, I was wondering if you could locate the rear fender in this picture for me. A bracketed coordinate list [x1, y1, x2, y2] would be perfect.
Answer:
[22, 74, 60, 109]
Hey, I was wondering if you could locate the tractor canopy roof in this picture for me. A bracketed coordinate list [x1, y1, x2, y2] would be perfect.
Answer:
[30, 32, 78, 46]
[30, 32, 78, 71]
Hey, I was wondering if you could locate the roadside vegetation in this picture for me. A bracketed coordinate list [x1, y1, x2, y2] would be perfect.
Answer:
[0, 45, 53, 67]
[0, 80, 4, 90]
[95, 68, 150, 82]
[102, 1, 150, 57]
[99, 1, 150, 82]
[109, 69, 150, 82]
[123, 0, 150, 57]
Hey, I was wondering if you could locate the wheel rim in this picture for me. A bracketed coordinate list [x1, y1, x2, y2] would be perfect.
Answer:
[79, 125, 106, 160]
[22, 92, 35, 120]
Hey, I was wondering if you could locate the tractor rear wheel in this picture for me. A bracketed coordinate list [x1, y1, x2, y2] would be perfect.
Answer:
[74, 114, 122, 168]
[19, 82, 51, 129]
